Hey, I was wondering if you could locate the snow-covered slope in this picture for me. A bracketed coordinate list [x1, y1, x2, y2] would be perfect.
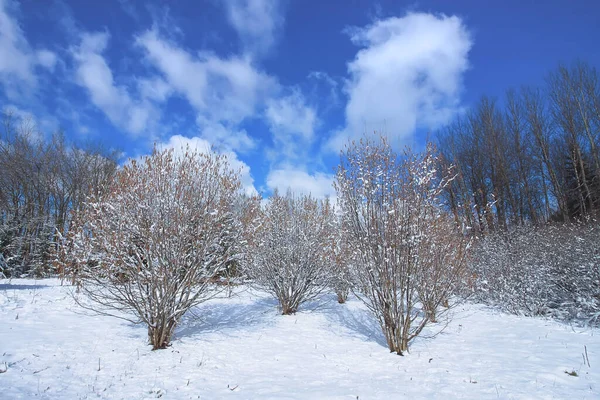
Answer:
[1, 279, 598, 399]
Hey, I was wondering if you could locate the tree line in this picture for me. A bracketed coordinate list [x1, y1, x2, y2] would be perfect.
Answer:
[436, 61, 600, 327]
[0, 111, 117, 277]
[438, 61, 600, 231]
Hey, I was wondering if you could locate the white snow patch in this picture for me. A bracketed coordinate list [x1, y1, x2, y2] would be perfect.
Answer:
[0, 279, 598, 399]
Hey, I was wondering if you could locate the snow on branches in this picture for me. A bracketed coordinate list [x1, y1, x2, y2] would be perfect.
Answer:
[470, 221, 600, 325]
[246, 192, 333, 314]
[59, 146, 244, 349]
[335, 136, 470, 354]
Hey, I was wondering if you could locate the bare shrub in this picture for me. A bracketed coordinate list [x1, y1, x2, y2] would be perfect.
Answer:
[335, 137, 470, 354]
[471, 221, 600, 324]
[247, 192, 331, 314]
[0, 112, 117, 278]
[59, 147, 243, 349]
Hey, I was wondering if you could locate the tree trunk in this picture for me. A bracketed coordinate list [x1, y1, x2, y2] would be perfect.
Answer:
[280, 297, 299, 315]
[381, 313, 407, 355]
[336, 287, 349, 304]
[148, 318, 177, 350]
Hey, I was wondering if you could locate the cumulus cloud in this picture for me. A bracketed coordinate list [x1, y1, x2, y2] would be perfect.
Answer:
[158, 134, 258, 196]
[266, 167, 335, 200]
[71, 32, 156, 136]
[327, 12, 472, 151]
[158, 134, 212, 156]
[222, 0, 284, 56]
[0, 0, 57, 96]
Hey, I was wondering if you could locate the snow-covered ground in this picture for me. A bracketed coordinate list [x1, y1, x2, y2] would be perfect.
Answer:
[0, 279, 598, 399]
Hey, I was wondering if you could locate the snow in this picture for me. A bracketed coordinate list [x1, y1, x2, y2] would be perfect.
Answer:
[1, 279, 598, 399]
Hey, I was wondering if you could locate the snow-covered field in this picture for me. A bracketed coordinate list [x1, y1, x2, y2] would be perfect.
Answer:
[0, 280, 598, 399]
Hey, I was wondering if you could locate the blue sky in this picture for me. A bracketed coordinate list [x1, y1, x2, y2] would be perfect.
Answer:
[1, 0, 599, 198]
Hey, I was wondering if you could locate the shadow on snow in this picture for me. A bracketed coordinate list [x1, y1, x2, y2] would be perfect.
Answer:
[174, 290, 388, 350]
[176, 295, 280, 340]
[319, 300, 388, 348]
[0, 283, 49, 291]
[123, 292, 448, 354]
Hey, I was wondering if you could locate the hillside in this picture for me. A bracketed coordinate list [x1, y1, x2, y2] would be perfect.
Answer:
[1, 279, 598, 399]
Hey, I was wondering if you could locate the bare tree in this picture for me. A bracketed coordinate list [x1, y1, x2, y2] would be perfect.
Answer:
[0, 111, 117, 278]
[59, 146, 243, 349]
[436, 62, 600, 229]
[522, 87, 566, 221]
[335, 137, 470, 354]
[548, 63, 600, 219]
[247, 191, 331, 314]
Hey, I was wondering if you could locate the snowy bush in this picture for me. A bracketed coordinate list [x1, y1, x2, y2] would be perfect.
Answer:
[59, 147, 244, 349]
[0, 217, 56, 278]
[246, 192, 332, 314]
[321, 200, 351, 304]
[471, 221, 600, 324]
[328, 235, 351, 305]
[335, 137, 470, 354]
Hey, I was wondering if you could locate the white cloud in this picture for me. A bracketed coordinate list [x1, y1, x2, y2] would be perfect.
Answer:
[159, 134, 258, 196]
[0, 0, 57, 95]
[266, 90, 317, 141]
[264, 89, 319, 165]
[136, 29, 275, 151]
[266, 167, 335, 200]
[36, 49, 57, 71]
[328, 12, 472, 151]
[222, 0, 284, 55]
[136, 76, 172, 102]
[71, 31, 155, 136]
[158, 134, 212, 156]
[196, 117, 256, 154]
[136, 29, 275, 123]
[0, 0, 33, 84]
[263, 92, 330, 202]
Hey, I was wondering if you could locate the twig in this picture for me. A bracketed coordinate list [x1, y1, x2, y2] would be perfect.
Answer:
[584, 345, 591, 368]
